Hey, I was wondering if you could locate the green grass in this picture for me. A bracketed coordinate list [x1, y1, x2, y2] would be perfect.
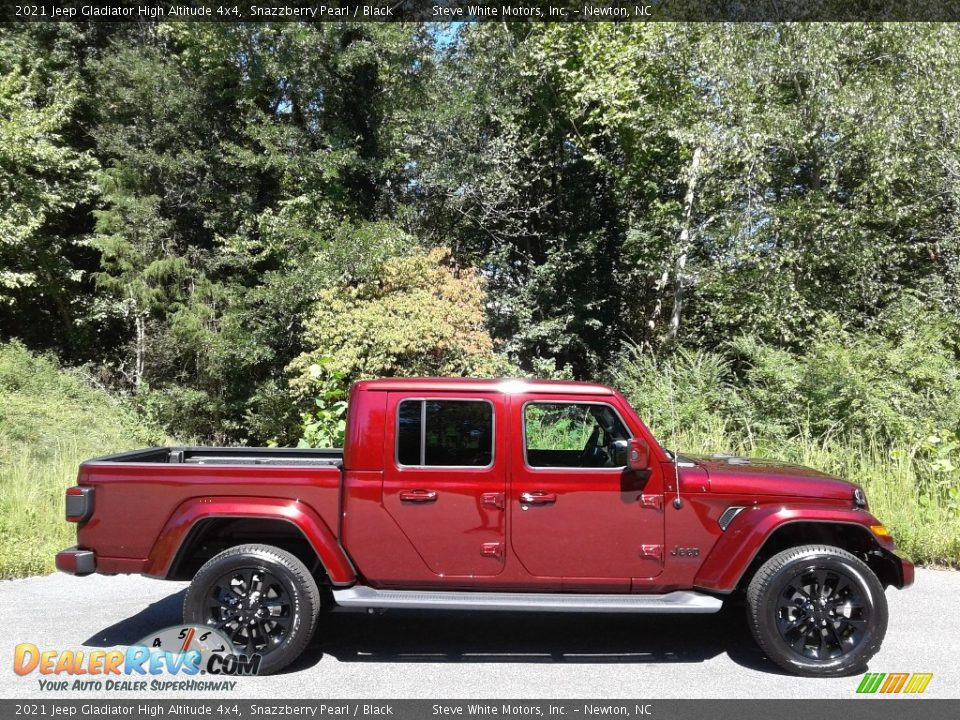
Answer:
[670, 423, 960, 567]
[0, 342, 165, 578]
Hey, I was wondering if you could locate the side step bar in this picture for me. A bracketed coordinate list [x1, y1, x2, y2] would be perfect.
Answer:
[332, 586, 723, 614]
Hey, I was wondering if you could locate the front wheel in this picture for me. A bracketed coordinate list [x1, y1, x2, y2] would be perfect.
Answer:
[746, 544, 888, 676]
[183, 543, 321, 675]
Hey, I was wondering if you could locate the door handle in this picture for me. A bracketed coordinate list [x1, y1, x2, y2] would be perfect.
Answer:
[399, 489, 438, 503]
[640, 494, 663, 511]
[520, 491, 557, 505]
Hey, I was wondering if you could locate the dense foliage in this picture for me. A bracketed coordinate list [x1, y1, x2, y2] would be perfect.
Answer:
[0, 22, 958, 563]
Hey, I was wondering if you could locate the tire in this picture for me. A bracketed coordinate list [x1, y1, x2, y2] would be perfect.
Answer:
[746, 544, 887, 677]
[183, 543, 321, 675]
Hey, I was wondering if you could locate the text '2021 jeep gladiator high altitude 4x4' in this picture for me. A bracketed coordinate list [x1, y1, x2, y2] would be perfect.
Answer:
[57, 378, 913, 676]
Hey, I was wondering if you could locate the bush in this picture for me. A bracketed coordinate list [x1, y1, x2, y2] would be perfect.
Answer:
[290, 247, 512, 446]
[295, 359, 349, 449]
[610, 299, 960, 566]
[727, 304, 960, 445]
[611, 342, 733, 444]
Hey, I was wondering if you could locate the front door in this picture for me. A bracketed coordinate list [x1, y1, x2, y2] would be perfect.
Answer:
[383, 392, 507, 578]
[509, 396, 665, 584]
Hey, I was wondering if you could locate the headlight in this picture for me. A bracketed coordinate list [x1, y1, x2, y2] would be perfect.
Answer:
[853, 487, 868, 508]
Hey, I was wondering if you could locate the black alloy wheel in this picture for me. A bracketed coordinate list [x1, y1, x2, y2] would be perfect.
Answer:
[746, 544, 888, 676]
[774, 566, 870, 661]
[184, 544, 321, 675]
[206, 567, 294, 655]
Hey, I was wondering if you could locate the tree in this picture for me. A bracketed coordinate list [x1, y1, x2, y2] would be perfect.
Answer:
[0, 26, 96, 354]
[561, 24, 960, 348]
[290, 246, 508, 446]
[84, 24, 433, 442]
[292, 246, 507, 388]
[408, 25, 631, 378]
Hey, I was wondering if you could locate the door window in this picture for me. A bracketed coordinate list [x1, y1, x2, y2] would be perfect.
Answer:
[396, 399, 494, 467]
[524, 402, 630, 469]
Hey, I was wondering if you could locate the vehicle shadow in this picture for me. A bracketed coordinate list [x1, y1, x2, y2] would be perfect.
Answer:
[83, 589, 187, 647]
[82, 590, 786, 675]
[289, 603, 786, 675]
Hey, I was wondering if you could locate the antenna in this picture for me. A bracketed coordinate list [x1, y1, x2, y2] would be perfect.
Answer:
[669, 361, 683, 510]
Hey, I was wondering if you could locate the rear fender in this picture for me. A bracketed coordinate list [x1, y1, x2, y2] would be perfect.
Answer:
[694, 504, 892, 593]
[144, 496, 356, 585]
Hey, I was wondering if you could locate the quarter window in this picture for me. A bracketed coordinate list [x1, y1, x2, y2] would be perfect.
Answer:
[524, 402, 630, 469]
[396, 399, 494, 467]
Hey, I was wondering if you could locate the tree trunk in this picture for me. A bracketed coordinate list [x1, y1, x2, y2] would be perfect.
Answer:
[665, 145, 703, 343]
[134, 311, 146, 394]
[648, 265, 671, 331]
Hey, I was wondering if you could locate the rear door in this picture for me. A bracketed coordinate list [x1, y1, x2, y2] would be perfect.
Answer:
[382, 392, 507, 578]
[509, 395, 665, 585]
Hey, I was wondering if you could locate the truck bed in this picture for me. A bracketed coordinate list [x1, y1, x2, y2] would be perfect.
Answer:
[84, 446, 343, 467]
[74, 446, 345, 576]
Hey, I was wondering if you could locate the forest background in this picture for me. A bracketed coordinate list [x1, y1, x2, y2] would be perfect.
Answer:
[2, 22, 959, 576]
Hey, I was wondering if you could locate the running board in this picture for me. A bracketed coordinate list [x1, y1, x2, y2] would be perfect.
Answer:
[332, 587, 723, 614]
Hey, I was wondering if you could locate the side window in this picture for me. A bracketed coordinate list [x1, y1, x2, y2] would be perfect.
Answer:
[396, 400, 422, 466]
[524, 402, 630, 469]
[396, 399, 494, 467]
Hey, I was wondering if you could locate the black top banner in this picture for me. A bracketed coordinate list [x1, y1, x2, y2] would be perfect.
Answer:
[4, 0, 960, 22]
[1, 700, 958, 720]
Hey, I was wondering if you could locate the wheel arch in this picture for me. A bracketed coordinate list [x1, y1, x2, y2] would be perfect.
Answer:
[695, 505, 903, 594]
[733, 521, 903, 592]
[145, 496, 356, 585]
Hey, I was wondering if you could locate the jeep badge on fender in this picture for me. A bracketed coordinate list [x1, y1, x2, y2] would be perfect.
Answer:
[56, 377, 913, 676]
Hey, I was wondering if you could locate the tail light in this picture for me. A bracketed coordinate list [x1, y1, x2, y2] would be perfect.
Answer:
[65, 486, 94, 522]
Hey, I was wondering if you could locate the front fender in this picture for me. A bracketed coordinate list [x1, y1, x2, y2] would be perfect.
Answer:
[694, 503, 893, 593]
[144, 496, 356, 585]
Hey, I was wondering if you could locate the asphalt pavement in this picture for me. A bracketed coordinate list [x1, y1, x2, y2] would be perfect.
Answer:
[1, 569, 956, 699]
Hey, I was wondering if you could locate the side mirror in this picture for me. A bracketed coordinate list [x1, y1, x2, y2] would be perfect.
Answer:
[627, 438, 651, 471]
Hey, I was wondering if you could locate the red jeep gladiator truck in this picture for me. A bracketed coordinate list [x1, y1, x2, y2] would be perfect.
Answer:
[57, 378, 913, 676]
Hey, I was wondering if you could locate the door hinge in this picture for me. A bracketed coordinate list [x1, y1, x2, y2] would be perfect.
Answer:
[481, 542, 503, 559]
[639, 544, 663, 561]
[639, 494, 663, 511]
[481, 492, 505, 510]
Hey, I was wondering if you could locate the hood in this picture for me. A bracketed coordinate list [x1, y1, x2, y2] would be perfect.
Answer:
[681, 453, 859, 502]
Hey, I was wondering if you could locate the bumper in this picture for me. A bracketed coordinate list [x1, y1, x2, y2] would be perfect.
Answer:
[880, 545, 914, 589]
[898, 555, 915, 588]
[56, 546, 96, 576]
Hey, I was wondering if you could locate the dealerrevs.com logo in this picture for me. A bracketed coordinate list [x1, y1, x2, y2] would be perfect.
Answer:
[856, 672, 933, 694]
[13, 625, 260, 692]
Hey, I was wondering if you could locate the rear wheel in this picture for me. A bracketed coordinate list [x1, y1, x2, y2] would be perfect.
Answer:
[746, 544, 887, 676]
[183, 543, 321, 675]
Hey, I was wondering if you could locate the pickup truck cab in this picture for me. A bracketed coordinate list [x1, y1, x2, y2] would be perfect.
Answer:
[57, 378, 913, 676]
